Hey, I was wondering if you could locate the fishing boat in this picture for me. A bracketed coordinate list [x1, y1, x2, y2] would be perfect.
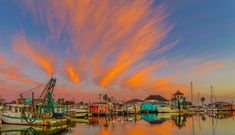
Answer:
[0, 77, 67, 126]
[0, 104, 67, 126]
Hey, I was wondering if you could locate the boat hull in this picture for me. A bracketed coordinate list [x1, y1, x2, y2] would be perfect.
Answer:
[0, 113, 67, 126]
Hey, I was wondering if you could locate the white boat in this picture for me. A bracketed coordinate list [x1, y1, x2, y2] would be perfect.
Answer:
[155, 102, 178, 113]
[0, 77, 68, 126]
[70, 105, 88, 118]
[0, 104, 67, 126]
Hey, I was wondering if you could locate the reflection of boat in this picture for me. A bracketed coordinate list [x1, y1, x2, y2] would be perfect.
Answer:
[0, 77, 67, 126]
[70, 118, 89, 123]
[141, 113, 171, 124]
[187, 105, 205, 112]
[0, 124, 68, 134]
[207, 111, 234, 119]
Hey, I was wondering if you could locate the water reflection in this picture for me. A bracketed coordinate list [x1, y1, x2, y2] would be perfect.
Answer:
[1, 113, 235, 135]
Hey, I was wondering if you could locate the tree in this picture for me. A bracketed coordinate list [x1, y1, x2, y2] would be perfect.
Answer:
[103, 94, 108, 102]
[200, 97, 206, 106]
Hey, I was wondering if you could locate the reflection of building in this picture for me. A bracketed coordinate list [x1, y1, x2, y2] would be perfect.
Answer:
[173, 115, 187, 128]
[172, 91, 186, 110]
[141, 114, 167, 124]
[125, 99, 143, 114]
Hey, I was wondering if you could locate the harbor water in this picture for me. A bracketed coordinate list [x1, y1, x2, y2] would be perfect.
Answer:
[1, 113, 235, 135]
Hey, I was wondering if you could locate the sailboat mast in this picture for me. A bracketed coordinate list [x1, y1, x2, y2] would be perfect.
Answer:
[191, 81, 193, 105]
[197, 92, 200, 106]
[210, 85, 213, 103]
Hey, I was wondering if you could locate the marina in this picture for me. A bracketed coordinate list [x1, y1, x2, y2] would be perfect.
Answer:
[1, 113, 235, 134]
[0, 0, 235, 134]
[0, 77, 235, 134]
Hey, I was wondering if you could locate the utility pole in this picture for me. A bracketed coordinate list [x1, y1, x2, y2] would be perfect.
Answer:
[191, 82, 193, 105]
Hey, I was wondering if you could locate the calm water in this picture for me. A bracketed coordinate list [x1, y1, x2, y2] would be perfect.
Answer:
[1, 112, 235, 135]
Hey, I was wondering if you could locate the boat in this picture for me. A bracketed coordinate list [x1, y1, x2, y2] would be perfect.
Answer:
[206, 102, 233, 112]
[70, 104, 88, 118]
[0, 104, 67, 126]
[0, 77, 68, 126]
[70, 117, 89, 123]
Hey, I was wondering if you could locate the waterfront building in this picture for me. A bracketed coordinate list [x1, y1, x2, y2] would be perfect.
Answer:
[124, 99, 143, 114]
[141, 95, 173, 113]
[171, 90, 186, 110]
[89, 102, 109, 115]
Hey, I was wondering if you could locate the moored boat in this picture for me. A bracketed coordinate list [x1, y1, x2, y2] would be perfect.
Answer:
[0, 77, 68, 126]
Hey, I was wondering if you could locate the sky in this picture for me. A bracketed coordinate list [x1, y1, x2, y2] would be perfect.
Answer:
[0, 0, 235, 103]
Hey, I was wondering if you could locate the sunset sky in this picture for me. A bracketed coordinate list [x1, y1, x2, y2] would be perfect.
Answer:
[0, 0, 235, 102]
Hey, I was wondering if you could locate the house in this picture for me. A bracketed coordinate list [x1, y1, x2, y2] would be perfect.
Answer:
[89, 102, 109, 116]
[141, 95, 173, 113]
[112, 102, 124, 114]
[124, 99, 143, 114]
[141, 102, 158, 113]
[171, 90, 186, 110]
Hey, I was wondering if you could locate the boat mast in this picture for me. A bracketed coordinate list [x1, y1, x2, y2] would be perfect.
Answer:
[191, 81, 193, 105]
[197, 92, 200, 106]
[210, 85, 213, 103]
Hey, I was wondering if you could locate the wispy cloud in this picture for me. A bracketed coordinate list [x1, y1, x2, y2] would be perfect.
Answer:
[65, 63, 80, 83]
[21, 0, 175, 89]
[194, 60, 228, 75]
[0, 0, 180, 100]
[12, 32, 55, 75]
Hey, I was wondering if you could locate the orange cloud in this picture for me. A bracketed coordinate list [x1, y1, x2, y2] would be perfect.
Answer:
[12, 33, 55, 75]
[97, 6, 171, 86]
[125, 62, 164, 88]
[65, 63, 80, 83]
[20, 0, 177, 95]
[148, 77, 174, 88]
[0, 61, 38, 85]
[194, 60, 227, 74]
